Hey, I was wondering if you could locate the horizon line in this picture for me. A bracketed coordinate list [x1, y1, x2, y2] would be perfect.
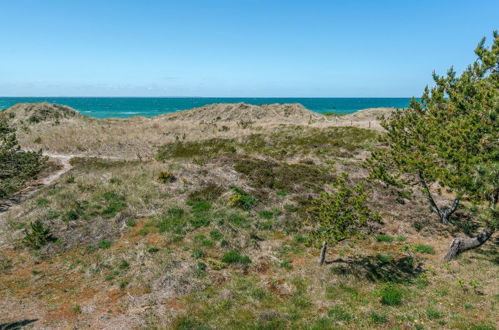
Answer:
[0, 96, 417, 99]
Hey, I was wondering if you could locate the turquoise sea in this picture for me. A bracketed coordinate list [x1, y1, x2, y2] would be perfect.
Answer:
[0, 97, 413, 119]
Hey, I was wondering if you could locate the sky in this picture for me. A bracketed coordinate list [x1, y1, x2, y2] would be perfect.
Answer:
[0, 0, 497, 97]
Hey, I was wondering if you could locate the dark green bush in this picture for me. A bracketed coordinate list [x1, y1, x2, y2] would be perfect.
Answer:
[23, 220, 55, 249]
[227, 186, 256, 210]
[158, 171, 176, 183]
[0, 117, 46, 198]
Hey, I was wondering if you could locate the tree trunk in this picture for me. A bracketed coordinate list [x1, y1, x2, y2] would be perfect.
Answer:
[319, 241, 327, 265]
[418, 172, 460, 224]
[444, 228, 494, 261]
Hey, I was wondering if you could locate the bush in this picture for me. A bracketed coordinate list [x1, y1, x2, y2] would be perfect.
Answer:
[23, 220, 55, 249]
[377, 284, 403, 306]
[227, 186, 256, 210]
[158, 171, 176, 183]
[221, 251, 251, 264]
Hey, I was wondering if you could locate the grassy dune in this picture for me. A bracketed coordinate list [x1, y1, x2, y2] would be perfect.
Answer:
[0, 103, 496, 329]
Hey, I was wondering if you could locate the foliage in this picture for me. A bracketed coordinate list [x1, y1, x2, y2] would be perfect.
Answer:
[367, 33, 498, 227]
[0, 116, 46, 198]
[23, 220, 55, 249]
[307, 175, 380, 245]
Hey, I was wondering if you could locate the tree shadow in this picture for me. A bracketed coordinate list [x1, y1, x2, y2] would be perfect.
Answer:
[327, 254, 424, 283]
[449, 211, 481, 237]
[470, 236, 499, 265]
[0, 319, 38, 330]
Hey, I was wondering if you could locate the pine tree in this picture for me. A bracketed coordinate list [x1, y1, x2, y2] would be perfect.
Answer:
[367, 32, 498, 260]
[0, 115, 46, 198]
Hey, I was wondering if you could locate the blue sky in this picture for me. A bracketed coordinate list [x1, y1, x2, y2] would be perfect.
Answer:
[0, 0, 497, 97]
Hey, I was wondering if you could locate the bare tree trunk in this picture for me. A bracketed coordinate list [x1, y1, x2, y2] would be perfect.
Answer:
[418, 172, 460, 224]
[319, 241, 327, 265]
[444, 228, 494, 261]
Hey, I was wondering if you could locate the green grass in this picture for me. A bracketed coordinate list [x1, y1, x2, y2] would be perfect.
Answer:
[327, 306, 352, 322]
[98, 240, 112, 249]
[369, 312, 388, 324]
[221, 251, 251, 264]
[377, 284, 403, 306]
[376, 234, 394, 243]
[413, 244, 435, 254]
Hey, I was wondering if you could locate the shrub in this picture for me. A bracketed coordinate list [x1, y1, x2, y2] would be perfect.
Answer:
[23, 220, 55, 249]
[227, 186, 256, 210]
[377, 284, 403, 306]
[158, 171, 176, 183]
[307, 175, 380, 245]
[376, 234, 394, 243]
[0, 117, 46, 198]
[221, 251, 251, 264]
[413, 244, 435, 254]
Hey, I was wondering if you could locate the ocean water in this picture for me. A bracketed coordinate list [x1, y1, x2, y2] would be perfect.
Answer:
[0, 97, 413, 119]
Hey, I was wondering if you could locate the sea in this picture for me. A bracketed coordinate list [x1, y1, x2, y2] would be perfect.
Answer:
[0, 97, 413, 119]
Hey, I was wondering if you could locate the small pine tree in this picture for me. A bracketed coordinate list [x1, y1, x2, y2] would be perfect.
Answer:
[307, 175, 380, 264]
